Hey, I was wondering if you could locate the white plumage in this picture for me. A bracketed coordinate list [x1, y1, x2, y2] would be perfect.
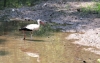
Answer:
[25, 19, 41, 30]
[25, 24, 40, 30]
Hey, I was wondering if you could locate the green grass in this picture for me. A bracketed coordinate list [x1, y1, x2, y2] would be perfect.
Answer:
[0, 21, 59, 37]
[80, 2, 100, 14]
[33, 23, 56, 36]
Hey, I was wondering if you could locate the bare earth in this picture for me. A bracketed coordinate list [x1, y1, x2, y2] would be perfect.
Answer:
[65, 1, 100, 55]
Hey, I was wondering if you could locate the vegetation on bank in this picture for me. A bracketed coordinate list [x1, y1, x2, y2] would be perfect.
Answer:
[0, 0, 48, 9]
[0, 21, 58, 37]
[78, 2, 100, 14]
[0, 0, 100, 15]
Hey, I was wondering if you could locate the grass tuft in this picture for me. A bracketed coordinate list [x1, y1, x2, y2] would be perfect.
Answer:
[33, 23, 55, 36]
[80, 2, 100, 14]
[0, 21, 58, 37]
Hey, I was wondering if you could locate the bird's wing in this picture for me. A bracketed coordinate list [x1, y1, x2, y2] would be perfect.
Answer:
[26, 24, 39, 30]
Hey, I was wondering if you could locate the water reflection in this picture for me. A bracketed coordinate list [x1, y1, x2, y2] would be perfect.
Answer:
[0, 50, 9, 56]
[25, 39, 45, 42]
[0, 39, 6, 44]
[0, 21, 99, 63]
[20, 47, 40, 62]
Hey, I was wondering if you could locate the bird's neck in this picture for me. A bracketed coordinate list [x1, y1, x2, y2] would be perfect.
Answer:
[37, 21, 40, 26]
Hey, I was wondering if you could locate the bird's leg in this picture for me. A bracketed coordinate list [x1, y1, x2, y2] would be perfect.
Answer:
[23, 31, 25, 40]
[31, 31, 33, 39]
[37, 56, 40, 62]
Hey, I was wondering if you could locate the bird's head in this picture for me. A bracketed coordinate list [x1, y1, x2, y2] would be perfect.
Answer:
[37, 19, 41, 22]
[37, 19, 45, 25]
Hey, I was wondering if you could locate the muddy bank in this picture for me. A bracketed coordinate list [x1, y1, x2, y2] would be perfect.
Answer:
[0, 0, 96, 33]
[66, 28, 100, 55]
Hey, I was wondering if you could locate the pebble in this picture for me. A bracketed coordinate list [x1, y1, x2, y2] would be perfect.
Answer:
[83, 61, 86, 63]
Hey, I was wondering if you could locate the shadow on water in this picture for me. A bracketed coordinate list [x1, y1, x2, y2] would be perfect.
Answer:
[25, 39, 45, 42]
[0, 50, 9, 56]
[0, 39, 6, 45]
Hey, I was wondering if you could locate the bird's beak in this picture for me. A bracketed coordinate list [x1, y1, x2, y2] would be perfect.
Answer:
[40, 21, 45, 25]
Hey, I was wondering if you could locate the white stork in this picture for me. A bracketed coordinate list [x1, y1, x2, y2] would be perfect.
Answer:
[19, 19, 44, 40]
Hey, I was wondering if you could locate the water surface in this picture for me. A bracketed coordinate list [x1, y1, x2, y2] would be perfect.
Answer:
[0, 21, 99, 63]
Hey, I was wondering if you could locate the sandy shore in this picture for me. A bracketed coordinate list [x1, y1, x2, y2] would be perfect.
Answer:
[66, 27, 100, 55]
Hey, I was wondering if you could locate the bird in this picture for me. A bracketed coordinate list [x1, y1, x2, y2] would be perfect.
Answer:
[19, 19, 44, 40]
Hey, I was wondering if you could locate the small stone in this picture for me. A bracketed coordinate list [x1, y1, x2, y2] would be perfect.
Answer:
[83, 61, 86, 63]
[77, 8, 81, 12]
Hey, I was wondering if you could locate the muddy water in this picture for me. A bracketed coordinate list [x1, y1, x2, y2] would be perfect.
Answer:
[0, 21, 99, 63]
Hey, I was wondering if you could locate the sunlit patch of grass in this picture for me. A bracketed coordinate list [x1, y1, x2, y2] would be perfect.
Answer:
[80, 2, 100, 14]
